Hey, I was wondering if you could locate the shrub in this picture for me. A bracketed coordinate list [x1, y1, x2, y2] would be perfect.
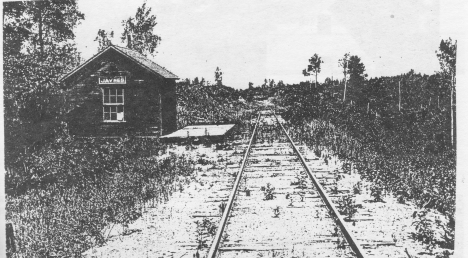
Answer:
[410, 209, 437, 252]
[337, 195, 358, 220]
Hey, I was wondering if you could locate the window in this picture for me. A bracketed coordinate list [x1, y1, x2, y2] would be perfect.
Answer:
[103, 88, 124, 122]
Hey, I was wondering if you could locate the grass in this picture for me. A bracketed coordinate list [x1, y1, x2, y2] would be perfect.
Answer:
[5, 134, 196, 257]
[284, 118, 456, 250]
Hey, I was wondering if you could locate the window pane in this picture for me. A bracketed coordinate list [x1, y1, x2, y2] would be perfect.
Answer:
[117, 88, 122, 95]
[111, 95, 116, 103]
[117, 106, 123, 113]
[103, 106, 110, 120]
[104, 89, 109, 103]
[111, 113, 117, 120]
[117, 110, 124, 121]
[117, 96, 123, 103]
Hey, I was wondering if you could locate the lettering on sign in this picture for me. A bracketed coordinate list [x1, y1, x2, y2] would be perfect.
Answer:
[99, 76, 126, 84]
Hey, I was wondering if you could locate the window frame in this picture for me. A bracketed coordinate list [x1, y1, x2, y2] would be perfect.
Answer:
[102, 87, 125, 123]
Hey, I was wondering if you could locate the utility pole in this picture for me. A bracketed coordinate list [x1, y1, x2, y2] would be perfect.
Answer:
[159, 91, 163, 136]
[451, 72, 455, 148]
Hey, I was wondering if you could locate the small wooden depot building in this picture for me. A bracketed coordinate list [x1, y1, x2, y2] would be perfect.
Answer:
[60, 45, 178, 136]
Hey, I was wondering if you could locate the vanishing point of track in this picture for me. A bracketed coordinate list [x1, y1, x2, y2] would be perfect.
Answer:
[207, 111, 366, 258]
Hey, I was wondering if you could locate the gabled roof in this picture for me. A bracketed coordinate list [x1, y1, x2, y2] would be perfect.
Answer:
[60, 45, 179, 82]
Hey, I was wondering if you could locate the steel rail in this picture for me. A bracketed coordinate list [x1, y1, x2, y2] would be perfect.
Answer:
[206, 113, 262, 258]
[271, 111, 366, 258]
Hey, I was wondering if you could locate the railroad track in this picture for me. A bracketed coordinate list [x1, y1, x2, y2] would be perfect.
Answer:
[207, 112, 365, 258]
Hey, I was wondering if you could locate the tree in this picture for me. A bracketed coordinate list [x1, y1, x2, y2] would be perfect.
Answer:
[215, 67, 223, 86]
[3, 0, 84, 164]
[338, 53, 350, 101]
[436, 38, 457, 148]
[269, 79, 276, 88]
[121, 3, 161, 56]
[304, 53, 323, 89]
[193, 77, 200, 85]
[95, 29, 114, 51]
[348, 55, 367, 83]
[339, 53, 367, 103]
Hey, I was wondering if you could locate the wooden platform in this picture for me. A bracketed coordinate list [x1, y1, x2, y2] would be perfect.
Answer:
[160, 124, 236, 143]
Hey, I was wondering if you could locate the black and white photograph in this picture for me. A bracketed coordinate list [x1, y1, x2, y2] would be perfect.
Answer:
[2, 0, 467, 257]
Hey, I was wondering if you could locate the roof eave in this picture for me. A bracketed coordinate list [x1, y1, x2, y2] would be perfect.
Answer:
[111, 46, 179, 79]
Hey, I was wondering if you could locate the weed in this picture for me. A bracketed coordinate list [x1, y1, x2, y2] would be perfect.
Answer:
[352, 181, 362, 195]
[261, 183, 276, 200]
[370, 184, 384, 202]
[330, 186, 339, 195]
[337, 195, 358, 220]
[298, 192, 305, 202]
[222, 232, 230, 242]
[219, 202, 227, 214]
[291, 175, 307, 190]
[195, 218, 217, 249]
[273, 206, 281, 218]
[245, 189, 251, 196]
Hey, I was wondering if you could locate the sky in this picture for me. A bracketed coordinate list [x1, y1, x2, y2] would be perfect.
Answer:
[74, 0, 466, 89]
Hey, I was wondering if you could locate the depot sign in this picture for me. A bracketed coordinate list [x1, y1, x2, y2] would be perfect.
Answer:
[99, 76, 126, 84]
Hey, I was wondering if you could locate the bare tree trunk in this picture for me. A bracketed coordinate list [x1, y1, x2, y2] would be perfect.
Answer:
[159, 92, 162, 136]
[343, 76, 347, 102]
[343, 59, 348, 102]
[315, 72, 318, 89]
[451, 73, 455, 149]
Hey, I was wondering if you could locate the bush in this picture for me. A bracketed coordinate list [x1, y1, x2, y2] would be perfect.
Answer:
[410, 209, 437, 252]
